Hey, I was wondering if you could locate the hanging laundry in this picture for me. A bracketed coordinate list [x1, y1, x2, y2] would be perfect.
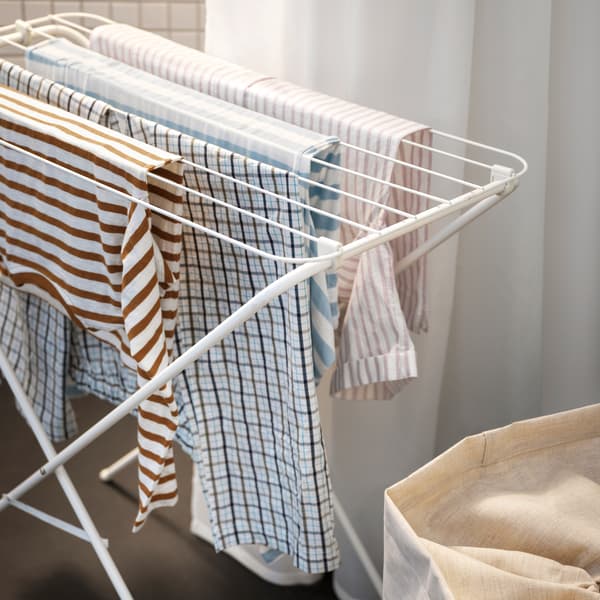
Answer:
[0, 85, 185, 532]
[0, 62, 339, 573]
[0, 62, 111, 442]
[89, 23, 433, 400]
[26, 37, 341, 382]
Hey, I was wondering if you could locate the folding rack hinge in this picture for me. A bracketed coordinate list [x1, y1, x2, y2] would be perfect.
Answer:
[491, 164, 517, 194]
[317, 236, 344, 270]
[14, 19, 33, 45]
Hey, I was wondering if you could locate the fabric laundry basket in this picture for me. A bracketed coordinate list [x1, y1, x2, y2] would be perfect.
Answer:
[384, 403, 600, 599]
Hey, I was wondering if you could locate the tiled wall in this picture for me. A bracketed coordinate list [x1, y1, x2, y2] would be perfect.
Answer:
[0, 0, 206, 61]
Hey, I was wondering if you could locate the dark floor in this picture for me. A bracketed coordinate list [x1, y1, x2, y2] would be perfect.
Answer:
[0, 383, 336, 599]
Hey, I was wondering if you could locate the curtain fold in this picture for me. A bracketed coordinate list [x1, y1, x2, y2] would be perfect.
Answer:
[542, 0, 600, 415]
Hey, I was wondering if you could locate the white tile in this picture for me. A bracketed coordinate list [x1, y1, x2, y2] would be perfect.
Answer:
[0, 44, 19, 54]
[0, 53, 25, 67]
[82, 1, 110, 19]
[169, 2, 196, 30]
[0, 2, 23, 24]
[24, 1, 52, 19]
[198, 1, 206, 29]
[148, 28, 168, 38]
[0, 46, 21, 60]
[111, 2, 139, 25]
[140, 2, 168, 30]
[52, 1, 81, 14]
[169, 30, 197, 49]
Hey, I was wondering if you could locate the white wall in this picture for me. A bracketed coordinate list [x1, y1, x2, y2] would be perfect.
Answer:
[436, 0, 553, 451]
[542, 0, 600, 415]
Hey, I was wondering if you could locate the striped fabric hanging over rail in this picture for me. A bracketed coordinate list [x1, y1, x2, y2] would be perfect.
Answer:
[88, 23, 433, 401]
[26, 37, 342, 384]
[0, 85, 185, 531]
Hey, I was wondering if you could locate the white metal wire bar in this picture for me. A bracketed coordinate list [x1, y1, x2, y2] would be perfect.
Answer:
[402, 137, 493, 170]
[150, 173, 320, 243]
[0, 21, 90, 47]
[52, 12, 114, 25]
[0, 19, 42, 36]
[339, 140, 482, 190]
[311, 156, 449, 204]
[26, 27, 54, 42]
[12, 22, 73, 48]
[1, 14, 528, 216]
[99, 448, 138, 482]
[432, 128, 526, 167]
[181, 160, 377, 234]
[0, 17, 528, 243]
[395, 190, 511, 276]
[0, 138, 339, 265]
[332, 493, 383, 598]
[340, 175, 520, 262]
[402, 131, 529, 179]
[392, 162, 525, 275]
[0, 35, 26, 50]
[294, 174, 415, 219]
[5, 497, 109, 546]
[49, 15, 95, 34]
[0, 13, 110, 37]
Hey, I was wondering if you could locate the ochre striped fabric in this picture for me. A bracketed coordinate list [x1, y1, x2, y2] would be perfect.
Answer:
[0, 85, 184, 531]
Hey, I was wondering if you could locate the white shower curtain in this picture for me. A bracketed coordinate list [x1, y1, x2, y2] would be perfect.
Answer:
[203, 1, 600, 597]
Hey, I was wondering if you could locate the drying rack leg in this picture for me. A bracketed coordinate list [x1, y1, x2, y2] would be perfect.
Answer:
[0, 348, 133, 600]
[99, 448, 138, 482]
[395, 190, 511, 276]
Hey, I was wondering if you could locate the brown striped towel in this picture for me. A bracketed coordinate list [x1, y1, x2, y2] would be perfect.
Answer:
[0, 85, 184, 531]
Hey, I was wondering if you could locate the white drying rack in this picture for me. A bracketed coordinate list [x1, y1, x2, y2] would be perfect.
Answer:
[0, 13, 527, 600]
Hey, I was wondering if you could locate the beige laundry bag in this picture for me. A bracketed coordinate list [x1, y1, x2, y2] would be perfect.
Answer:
[384, 403, 600, 599]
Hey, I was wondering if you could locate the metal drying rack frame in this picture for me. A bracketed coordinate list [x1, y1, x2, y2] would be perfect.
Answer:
[0, 13, 527, 600]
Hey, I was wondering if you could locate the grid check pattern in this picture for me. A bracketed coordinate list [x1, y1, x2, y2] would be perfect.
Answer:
[26, 37, 342, 384]
[71, 111, 339, 573]
[0, 61, 339, 573]
[0, 283, 77, 440]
